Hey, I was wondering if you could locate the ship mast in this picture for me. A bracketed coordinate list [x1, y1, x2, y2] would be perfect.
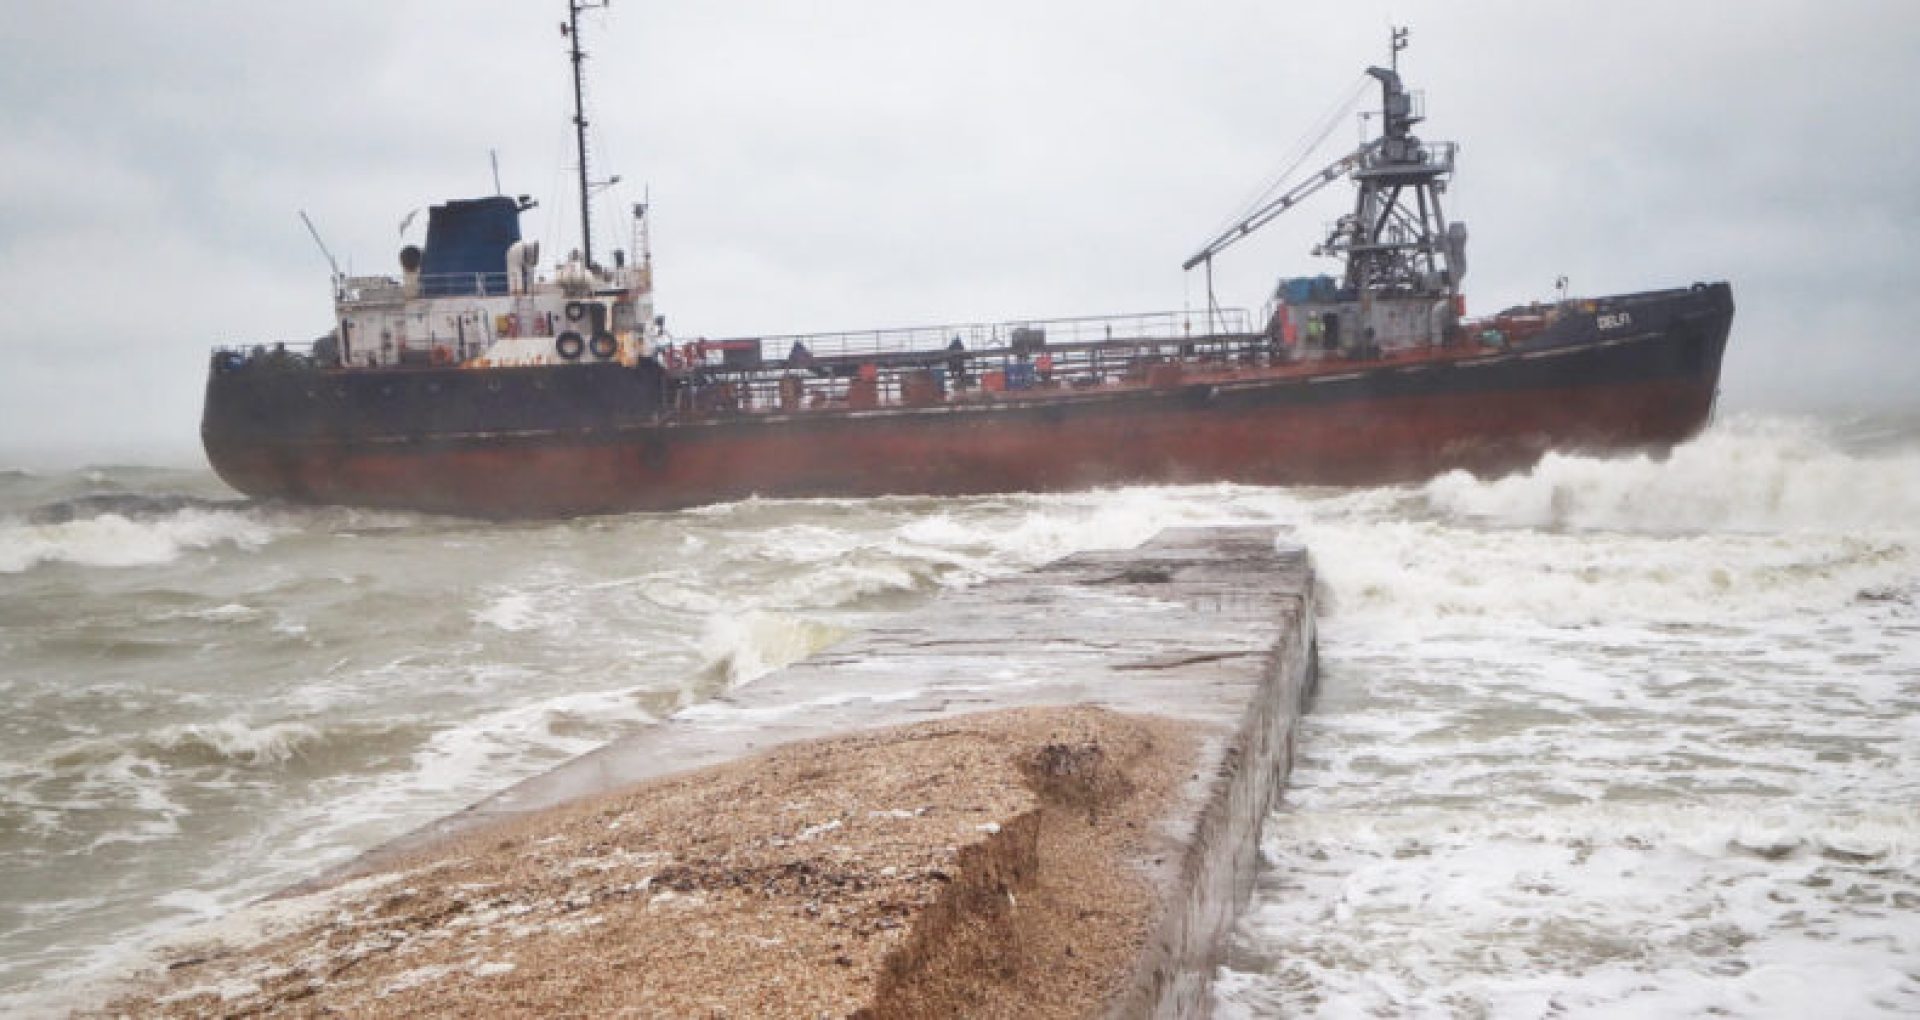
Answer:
[562, 0, 609, 269]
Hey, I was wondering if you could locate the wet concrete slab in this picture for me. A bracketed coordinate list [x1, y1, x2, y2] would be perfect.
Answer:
[306, 525, 1316, 1016]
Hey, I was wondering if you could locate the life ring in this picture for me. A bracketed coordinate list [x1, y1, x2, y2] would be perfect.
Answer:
[589, 332, 618, 359]
[556, 331, 585, 360]
[503, 313, 520, 337]
[564, 301, 590, 322]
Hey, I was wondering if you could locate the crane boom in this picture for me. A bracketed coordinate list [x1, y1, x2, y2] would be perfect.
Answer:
[1181, 143, 1372, 272]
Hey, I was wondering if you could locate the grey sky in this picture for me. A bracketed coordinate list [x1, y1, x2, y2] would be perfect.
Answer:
[1, 1, 1915, 467]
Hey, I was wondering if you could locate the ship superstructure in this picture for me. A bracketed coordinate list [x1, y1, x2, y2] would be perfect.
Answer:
[324, 197, 659, 372]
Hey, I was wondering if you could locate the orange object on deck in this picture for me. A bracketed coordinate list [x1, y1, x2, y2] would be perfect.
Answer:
[1147, 363, 1185, 389]
[901, 370, 943, 407]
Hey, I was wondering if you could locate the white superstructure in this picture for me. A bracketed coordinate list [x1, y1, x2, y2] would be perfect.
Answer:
[329, 205, 661, 371]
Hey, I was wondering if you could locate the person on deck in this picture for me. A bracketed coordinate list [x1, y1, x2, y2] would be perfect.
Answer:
[946, 336, 971, 389]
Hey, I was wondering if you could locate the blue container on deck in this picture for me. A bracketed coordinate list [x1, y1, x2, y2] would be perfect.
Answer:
[1005, 361, 1036, 390]
[1279, 276, 1338, 304]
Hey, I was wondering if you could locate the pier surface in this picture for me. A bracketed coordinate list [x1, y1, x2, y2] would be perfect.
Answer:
[99, 527, 1314, 1018]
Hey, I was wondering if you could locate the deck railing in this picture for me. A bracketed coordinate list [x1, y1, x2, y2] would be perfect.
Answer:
[211, 306, 1268, 385]
[674, 314, 1288, 418]
[418, 271, 512, 297]
[719, 308, 1254, 364]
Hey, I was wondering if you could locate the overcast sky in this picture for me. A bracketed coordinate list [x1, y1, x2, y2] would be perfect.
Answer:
[1, 1, 1915, 467]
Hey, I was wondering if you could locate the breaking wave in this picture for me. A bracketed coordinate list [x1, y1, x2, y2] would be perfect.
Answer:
[1299, 516, 1915, 628]
[368, 687, 666, 815]
[1421, 414, 1920, 536]
[1287, 414, 1920, 627]
[25, 494, 229, 525]
[0, 505, 282, 573]
[32, 717, 431, 780]
[142, 719, 331, 768]
[696, 610, 850, 689]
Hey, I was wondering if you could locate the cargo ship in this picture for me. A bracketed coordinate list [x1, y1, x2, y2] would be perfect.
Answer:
[202, 11, 1733, 518]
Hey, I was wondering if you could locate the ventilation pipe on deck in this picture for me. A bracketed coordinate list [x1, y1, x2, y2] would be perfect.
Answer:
[1446, 222, 1469, 285]
[399, 245, 423, 298]
[505, 240, 541, 296]
[1430, 298, 1455, 346]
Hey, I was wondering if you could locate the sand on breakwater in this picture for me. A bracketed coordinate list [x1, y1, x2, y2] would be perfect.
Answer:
[94, 705, 1198, 1018]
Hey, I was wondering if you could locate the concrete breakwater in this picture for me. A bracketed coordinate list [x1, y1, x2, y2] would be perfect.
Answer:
[97, 527, 1315, 1017]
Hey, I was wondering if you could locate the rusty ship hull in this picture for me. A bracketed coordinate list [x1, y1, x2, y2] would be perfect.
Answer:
[202, 283, 1732, 518]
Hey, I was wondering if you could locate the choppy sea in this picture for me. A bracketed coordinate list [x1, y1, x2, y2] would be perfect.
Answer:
[2, 411, 1916, 1016]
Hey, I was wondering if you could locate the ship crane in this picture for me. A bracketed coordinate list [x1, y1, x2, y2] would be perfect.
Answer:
[1182, 144, 1370, 333]
[1185, 27, 1468, 335]
[1182, 144, 1371, 273]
